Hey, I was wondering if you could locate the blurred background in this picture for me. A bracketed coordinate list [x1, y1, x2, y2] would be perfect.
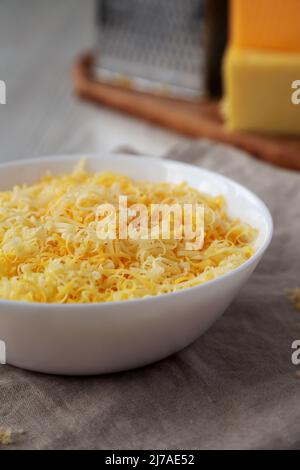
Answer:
[1, 0, 298, 169]
[0, 0, 192, 162]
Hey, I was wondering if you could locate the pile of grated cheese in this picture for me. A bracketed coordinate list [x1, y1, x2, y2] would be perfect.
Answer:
[0, 162, 257, 303]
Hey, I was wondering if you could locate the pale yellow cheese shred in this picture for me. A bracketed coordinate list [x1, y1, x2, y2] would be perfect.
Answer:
[286, 288, 300, 312]
[0, 163, 257, 303]
[0, 427, 12, 445]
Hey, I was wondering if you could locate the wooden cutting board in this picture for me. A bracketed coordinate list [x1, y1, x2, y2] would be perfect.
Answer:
[72, 52, 300, 171]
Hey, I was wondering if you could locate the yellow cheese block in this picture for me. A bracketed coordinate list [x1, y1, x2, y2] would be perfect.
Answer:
[231, 0, 300, 53]
[224, 48, 300, 135]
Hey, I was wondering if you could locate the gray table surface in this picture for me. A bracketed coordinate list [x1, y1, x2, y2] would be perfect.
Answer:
[0, 0, 186, 164]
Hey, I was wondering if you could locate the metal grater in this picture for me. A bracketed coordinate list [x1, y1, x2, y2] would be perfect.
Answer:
[95, 0, 205, 98]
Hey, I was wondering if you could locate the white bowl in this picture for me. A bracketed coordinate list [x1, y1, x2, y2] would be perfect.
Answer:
[0, 154, 273, 375]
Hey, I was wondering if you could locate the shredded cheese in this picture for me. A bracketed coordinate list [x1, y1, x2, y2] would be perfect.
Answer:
[0, 162, 257, 303]
[286, 288, 300, 312]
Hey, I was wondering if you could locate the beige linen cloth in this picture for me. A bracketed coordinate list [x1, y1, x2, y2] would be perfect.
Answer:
[0, 140, 300, 450]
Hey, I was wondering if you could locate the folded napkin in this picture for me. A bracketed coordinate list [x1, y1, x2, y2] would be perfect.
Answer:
[1, 140, 299, 450]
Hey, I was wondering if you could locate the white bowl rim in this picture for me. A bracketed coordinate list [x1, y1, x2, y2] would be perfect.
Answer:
[0, 153, 273, 309]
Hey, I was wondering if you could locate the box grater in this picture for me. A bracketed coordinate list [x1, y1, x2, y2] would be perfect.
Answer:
[95, 0, 206, 99]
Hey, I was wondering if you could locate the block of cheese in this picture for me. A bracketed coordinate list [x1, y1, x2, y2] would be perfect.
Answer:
[224, 48, 300, 134]
[230, 0, 300, 53]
